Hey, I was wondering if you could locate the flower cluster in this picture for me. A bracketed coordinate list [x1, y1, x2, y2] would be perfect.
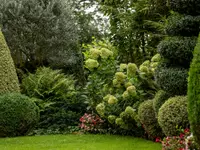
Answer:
[161, 128, 198, 150]
[79, 113, 104, 133]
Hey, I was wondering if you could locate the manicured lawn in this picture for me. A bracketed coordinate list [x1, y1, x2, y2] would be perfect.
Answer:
[0, 134, 161, 150]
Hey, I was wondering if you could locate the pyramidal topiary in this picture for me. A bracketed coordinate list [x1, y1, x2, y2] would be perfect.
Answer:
[0, 30, 20, 93]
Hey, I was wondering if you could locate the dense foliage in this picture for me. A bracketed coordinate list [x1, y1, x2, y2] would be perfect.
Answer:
[138, 100, 163, 139]
[188, 34, 200, 146]
[22, 67, 86, 132]
[95, 54, 160, 134]
[158, 96, 189, 136]
[0, 93, 39, 137]
[152, 90, 170, 117]
[157, 36, 196, 67]
[0, 30, 20, 94]
[0, 0, 81, 75]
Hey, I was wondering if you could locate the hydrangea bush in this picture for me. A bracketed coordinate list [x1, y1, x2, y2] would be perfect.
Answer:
[95, 53, 161, 131]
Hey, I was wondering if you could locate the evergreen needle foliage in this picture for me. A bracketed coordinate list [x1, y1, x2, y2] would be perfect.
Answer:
[188, 34, 200, 146]
[0, 30, 20, 94]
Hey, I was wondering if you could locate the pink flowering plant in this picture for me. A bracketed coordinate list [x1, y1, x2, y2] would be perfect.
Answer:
[161, 128, 199, 150]
[79, 113, 104, 133]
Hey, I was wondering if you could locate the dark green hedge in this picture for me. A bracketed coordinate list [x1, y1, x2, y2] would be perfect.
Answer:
[170, 0, 200, 15]
[166, 14, 200, 37]
[158, 96, 189, 136]
[153, 90, 171, 117]
[157, 36, 197, 66]
[188, 34, 200, 146]
[155, 66, 188, 96]
[138, 100, 163, 139]
[0, 93, 39, 137]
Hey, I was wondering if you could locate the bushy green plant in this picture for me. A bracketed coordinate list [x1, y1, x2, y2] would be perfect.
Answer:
[166, 14, 200, 37]
[188, 34, 200, 146]
[153, 90, 171, 117]
[21, 67, 86, 131]
[95, 54, 160, 132]
[0, 30, 20, 94]
[83, 39, 117, 110]
[138, 100, 163, 139]
[158, 96, 189, 136]
[169, 0, 200, 15]
[157, 36, 196, 66]
[155, 65, 188, 96]
[0, 93, 39, 137]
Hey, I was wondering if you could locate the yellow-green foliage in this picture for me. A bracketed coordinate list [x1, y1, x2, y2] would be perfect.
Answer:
[139, 66, 149, 73]
[115, 118, 125, 126]
[100, 48, 113, 59]
[115, 72, 126, 82]
[0, 30, 20, 94]
[142, 60, 150, 67]
[96, 103, 105, 117]
[127, 63, 137, 77]
[151, 54, 161, 62]
[188, 34, 200, 145]
[127, 86, 136, 96]
[122, 91, 129, 99]
[89, 48, 101, 59]
[120, 63, 127, 72]
[125, 82, 132, 88]
[85, 59, 99, 71]
[108, 95, 118, 104]
[108, 115, 117, 124]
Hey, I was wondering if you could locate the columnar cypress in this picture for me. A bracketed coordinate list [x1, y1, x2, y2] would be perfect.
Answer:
[188, 34, 200, 146]
[0, 30, 20, 93]
[155, 0, 200, 96]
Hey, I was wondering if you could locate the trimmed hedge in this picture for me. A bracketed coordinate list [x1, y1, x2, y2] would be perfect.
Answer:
[138, 100, 163, 139]
[166, 14, 200, 37]
[157, 36, 197, 66]
[158, 96, 189, 136]
[0, 93, 39, 137]
[0, 30, 20, 94]
[170, 0, 200, 15]
[153, 90, 171, 117]
[155, 66, 188, 96]
[188, 34, 200, 146]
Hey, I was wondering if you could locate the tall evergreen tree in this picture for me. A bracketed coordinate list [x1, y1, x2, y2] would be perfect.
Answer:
[0, 30, 20, 94]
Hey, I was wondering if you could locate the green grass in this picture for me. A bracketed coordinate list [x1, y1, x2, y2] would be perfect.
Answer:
[0, 134, 161, 150]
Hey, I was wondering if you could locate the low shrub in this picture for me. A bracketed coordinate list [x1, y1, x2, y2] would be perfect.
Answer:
[158, 96, 189, 136]
[155, 66, 188, 96]
[157, 36, 196, 66]
[153, 90, 171, 117]
[21, 67, 86, 131]
[138, 100, 163, 139]
[166, 14, 200, 37]
[169, 0, 200, 15]
[0, 93, 39, 137]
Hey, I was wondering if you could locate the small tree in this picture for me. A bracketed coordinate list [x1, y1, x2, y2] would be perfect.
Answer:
[188, 34, 200, 146]
[0, 30, 20, 94]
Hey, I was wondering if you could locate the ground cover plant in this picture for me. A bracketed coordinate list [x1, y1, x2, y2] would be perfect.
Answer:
[0, 134, 161, 150]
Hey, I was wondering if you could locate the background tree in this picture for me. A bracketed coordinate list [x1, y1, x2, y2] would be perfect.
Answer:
[97, 0, 169, 64]
[0, 0, 81, 79]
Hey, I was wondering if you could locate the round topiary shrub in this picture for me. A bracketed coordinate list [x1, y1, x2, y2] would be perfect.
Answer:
[0, 93, 39, 137]
[153, 90, 171, 117]
[158, 96, 189, 136]
[155, 66, 188, 96]
[166, 14, 200, 37]
[138, 100, 163, 139]
[157, 36, 196, 66]
[170, 0, 200, 15]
